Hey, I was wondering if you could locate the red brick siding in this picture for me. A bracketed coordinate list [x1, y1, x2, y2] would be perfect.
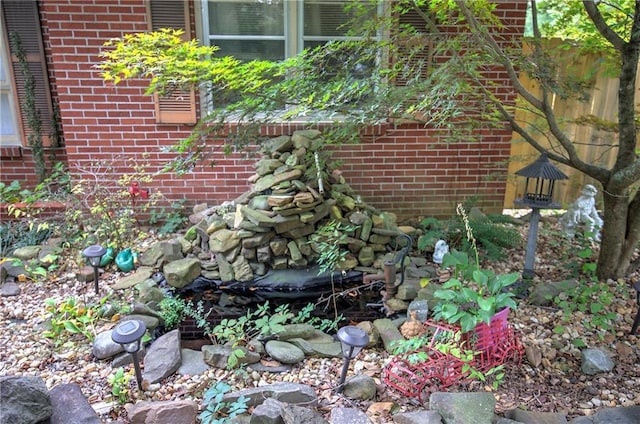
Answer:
[2, 0, 527, 221]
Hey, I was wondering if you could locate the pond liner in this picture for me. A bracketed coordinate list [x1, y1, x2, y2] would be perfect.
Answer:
[176, 266, 364, 301]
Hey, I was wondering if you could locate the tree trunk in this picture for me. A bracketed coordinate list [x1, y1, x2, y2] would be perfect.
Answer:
[597, 187, 640, 280]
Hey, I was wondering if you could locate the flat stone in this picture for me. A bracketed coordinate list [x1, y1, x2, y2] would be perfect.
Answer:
[49, 383, 100, 424]
[0, 282, 21, 296]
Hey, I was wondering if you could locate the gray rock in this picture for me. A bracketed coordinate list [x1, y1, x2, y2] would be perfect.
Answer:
[330, 408, 372, 424]
[265, 340, 306, 364]
[12, 245, 40, 261]
[247, 363, 293, 373]
[111, 345, 147, 368]
[0, 281, 20, 296]
[202, 344, 261, 369]
[143, 329, 181, 384]
[92, 330, 125, 359]
[1, 260, 26, 278]
[134, 278, 166, 305]
[569, 406, 640, 423]
[342, 374, 377, 400]
[505, 408, 568, 423]
[529, 280, 578, 307]
[163, 258, 201, 289]
[0, 375, 52, 424]
[112, 267, 154, 290]
[126, 399, 198, 424]
[392, 411, 443, 424]
[581, 348, 615, 375]
[232, 255, 254, 282]
[177, 348, 210, 376]
[120, 314, 160, 331]
[38, 245, 61, 267]
[250, 398, 284, 424]
[304, 341, 342, 358]
[223, 383, 317, 408]
[275, 324, 317, 340]
[48, 383, 100, 424]
[209, 228, 242, 252]
[280, 402, 328, 424]
[217, 253, 235, 282]
[373, 318, 405, 353]
[429, 392, 496, 424]
[138, 240, 184, 267]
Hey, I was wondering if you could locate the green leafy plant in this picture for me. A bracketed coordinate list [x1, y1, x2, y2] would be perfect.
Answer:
[149, 199, 188, 234]
[0, 221, 53, 257]
[13, 253, 59, 282]
[310, 220, 358, 274]
[548, 279, 622, 336]
[158, 295, 186, 330]
[10, 32, 46, 183]
[432, 204, 519, 333]
[0, 181, 26, 203]
[107, 367, 133, 404]
[199, 381, 248, 424]
[42, 297, 103, 344]
[172, 298, 343, 369]
[58, 157, 170, 250]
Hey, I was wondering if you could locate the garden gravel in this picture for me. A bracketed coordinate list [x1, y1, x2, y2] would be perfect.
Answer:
[1, 231, 639, 423]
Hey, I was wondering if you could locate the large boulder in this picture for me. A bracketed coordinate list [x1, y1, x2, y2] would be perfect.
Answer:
[0, 375, 52, 424]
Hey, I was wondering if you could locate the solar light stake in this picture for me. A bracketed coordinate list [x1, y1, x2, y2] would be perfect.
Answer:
[82, 244, 106, 294]
[111, 320, 146, 391]
[336, 326, 369, 393]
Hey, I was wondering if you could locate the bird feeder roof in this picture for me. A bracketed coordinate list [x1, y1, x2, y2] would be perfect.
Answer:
[515, 153, 568, 180]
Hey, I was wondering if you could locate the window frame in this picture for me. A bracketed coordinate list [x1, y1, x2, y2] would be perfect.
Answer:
[0, 30, 21, 146]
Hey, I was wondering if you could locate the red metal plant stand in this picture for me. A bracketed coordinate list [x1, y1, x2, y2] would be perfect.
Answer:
[383, 310, 523, 404]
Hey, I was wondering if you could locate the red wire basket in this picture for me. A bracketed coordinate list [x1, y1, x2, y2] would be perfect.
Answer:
[383, 310, 523, 403]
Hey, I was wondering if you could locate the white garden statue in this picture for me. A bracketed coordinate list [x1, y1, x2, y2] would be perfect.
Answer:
[433, 239, 449, 264]
[559, 184, 604, 241]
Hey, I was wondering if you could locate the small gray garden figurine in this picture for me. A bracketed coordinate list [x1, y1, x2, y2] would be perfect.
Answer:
[559, 184, 603, 241]
[433, 239, 449, 264]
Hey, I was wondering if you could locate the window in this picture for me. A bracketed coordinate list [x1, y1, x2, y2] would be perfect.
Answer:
[0, 31, 19, 146]
[0, 0, 55, 148]
[202, 0, 376, 60]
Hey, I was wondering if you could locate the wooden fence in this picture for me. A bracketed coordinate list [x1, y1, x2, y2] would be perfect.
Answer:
[503, 40, 639, 209]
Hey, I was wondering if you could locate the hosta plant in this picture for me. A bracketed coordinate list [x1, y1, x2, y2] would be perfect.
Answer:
[432, 205, 519, 333]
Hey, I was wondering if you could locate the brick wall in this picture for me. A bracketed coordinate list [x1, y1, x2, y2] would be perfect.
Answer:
[2, 0, 527, 221]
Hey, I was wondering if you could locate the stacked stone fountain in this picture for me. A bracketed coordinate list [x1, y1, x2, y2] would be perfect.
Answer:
[182, 129, 413, 286]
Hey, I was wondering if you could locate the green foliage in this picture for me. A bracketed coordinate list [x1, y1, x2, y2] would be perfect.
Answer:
[42, 297, 105, 345]
[58, 157, 168, 250]
[0, 181, 26, 203]
[431, 205, 519, 333]
[158, 295, 186, 330]
[149, 199, 188, 235]
[199, 381, 248, 424]
[531, 1, 633, 58]
[0, 221, 53, 257]
[10, 32, 45, 183]
[417, 208, 521, 261]
[417, 217, 446, 252]
[547, 279, 623, 336]
[13, 253, 59, 282]
[309, 220, 358, 274]
[106, 367, 132, 405]
[171, 298, 342, 369]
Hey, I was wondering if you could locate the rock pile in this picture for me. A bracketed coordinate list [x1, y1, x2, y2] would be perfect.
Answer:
[181, 129, 414, 284]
